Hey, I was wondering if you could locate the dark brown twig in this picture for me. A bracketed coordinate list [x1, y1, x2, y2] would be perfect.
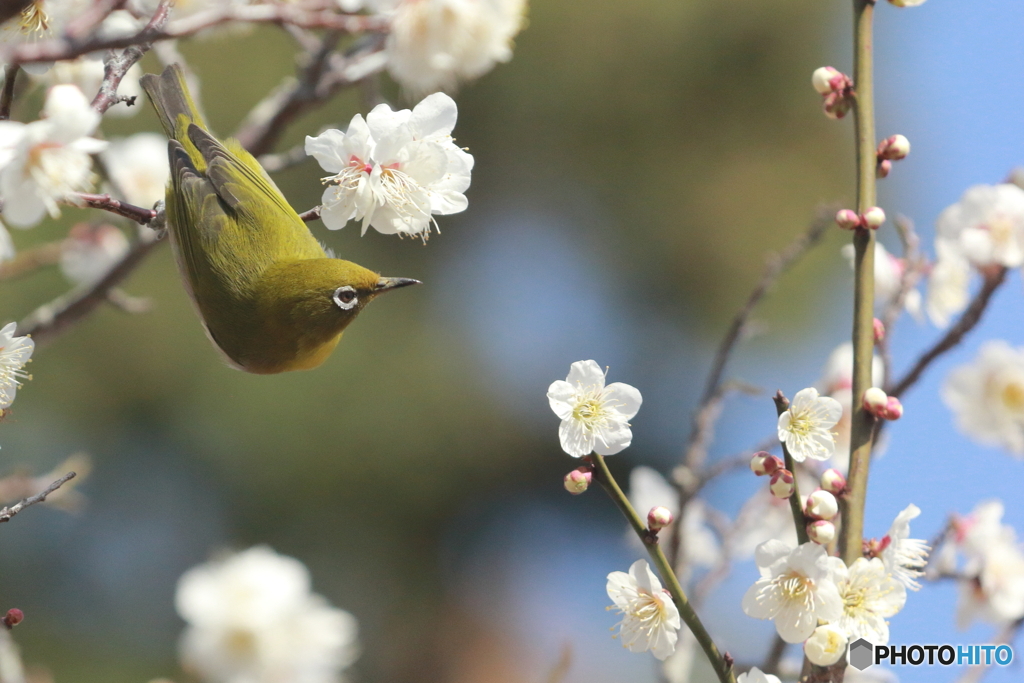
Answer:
[0, 65, 18, 121]
[0, 472, 76, 523]
[299, 206, 322, 222]
[92, 0, 172, 113]
[888, 266, 1008, 398]
[71, 193, 159, 224]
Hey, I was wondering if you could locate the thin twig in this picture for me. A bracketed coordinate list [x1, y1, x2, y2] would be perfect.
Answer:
[888, 267, 1008, 398]
[0, 65, 18, 121]
[0, 472, 76, 523]
[70, 193, 159, 225]
[299, 206, 322, 222]
[92, 0, 172, 113]
[3, 2, 388, 65]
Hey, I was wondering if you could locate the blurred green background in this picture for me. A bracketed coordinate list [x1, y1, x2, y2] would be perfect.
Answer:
[0, 1, 858, 682]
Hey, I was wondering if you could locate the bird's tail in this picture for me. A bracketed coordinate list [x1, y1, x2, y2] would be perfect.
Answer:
[140, 64, 207, 142]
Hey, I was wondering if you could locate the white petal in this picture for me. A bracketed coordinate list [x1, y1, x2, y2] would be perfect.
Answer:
[604, 382, 642, 420]
[592, 420, 632, 455]
[558, 418, 593, 458]
[565, 360, 605, 389]
[546, 380, 576, 420]
[409, 92, 458, 138]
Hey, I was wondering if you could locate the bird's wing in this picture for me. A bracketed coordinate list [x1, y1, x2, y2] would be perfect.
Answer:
[185, 124, 326, 263]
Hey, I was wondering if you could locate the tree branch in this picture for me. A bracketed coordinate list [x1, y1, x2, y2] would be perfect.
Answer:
[0, 472, 76, 524]
[91, 0, 172, 114]
[888, 266, 1008, 398]
[0, 65, 18, 121]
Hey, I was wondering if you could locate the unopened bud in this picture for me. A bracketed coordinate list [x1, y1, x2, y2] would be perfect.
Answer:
[883, 396, 903, 420]
[863, 206, 886, 229]
[749, 451, 783, 476]
[877, 134, 911, 161]
[804, 624, 847, 666]
[873, 318, 885, 343]
[805, 489, 839, 520]
[835, 209, 861, 230]
[648, 506, 674, 531]
[823, 91, 853, 119]
[3, 609, 23, 629]
[863, 387, 888, 416]
[820, 468, 847, 495]
[563, 467, 592, 495]
[876, 159, 892, 178]
[769, 469, 795, 499]
[807, 519, 836, 545]
[811, 66, 842, 95]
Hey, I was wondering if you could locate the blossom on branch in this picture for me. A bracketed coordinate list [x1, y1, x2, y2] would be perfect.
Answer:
[606, 559, 680, 660]
[0, 0, 92, 73]
[547, 359, 641, 457]
[777, 388, 842, 463]
[741, 540, 843, 643]
[176, 546, 360, 683]
[0, 322, 33, 409]
[0, 84, 106, 227]
[379, 0, 527, 95]
[942, 340, 1024, 455]
[306, 93, 473, 239]
[60, 223, 130, 286]
[879, 504, 930, 591]
[831, 557, 906, 643]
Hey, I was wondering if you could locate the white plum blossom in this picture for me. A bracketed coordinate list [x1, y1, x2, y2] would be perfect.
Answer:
[926, 238, 971, 328]
[176, 546, 359, 683]
[627, 466, 721, 570]
[0, 0, 92, 74]
[777, 388, 843, 463]
[306, 93, 473, 239]
[736, 668, 781, 683]
[741, 540, 843, 643]
[547, 360, 641, 457]
[803, 624, 848, 666]
[879, 504, 930, 591]
[379, 0, 527, 95]
[101, 133, 171, 208]
[831, 557, 906, 643]
[60, 224, 130, 286]
[936, 183, 1024, 268]
[0, 84, 106, 227]
[0, 322, 33, 409]
[606, 559, 681, 661]
[942, 341, 1024, 455]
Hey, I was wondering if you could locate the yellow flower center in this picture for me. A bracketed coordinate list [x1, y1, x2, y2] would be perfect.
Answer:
[1001, 381, 1024, 413]
[18, 1, 49, 37]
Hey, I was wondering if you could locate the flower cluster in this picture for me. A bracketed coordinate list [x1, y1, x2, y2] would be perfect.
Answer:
[176, 546, 360, 683]
[306, 93, 474, 240]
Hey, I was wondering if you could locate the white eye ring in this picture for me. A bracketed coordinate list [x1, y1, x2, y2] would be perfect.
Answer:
[333, 286, 358, 310]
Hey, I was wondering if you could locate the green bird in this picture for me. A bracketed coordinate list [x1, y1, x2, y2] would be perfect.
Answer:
[140, 65, 418, 374]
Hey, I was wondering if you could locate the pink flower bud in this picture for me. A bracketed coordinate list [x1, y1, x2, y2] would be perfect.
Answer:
[883, 396, 903, 420]
[3, 609, 23, 629]
[873, 318, 885, 343]
[877, 134, 911, 161]
[807, 520, 836, 545]
[769, 469, 795, 499]
[820, 468, 847, 495]
[822, 91, 853, 119]
[862, 206, 886, 229]
[805, 489, 840, 520]
[749, 451, 783, 476]
[811, 66, 842, 95]
[563, 467, 592, 495]
[648, 506, 674, 531]
[876, 159, 892, 178]
[863, 387, 888, 416]
[835, 209, 861, 230]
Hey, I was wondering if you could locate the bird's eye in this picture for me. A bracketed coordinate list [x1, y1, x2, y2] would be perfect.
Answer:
[333, 286, 358, 310]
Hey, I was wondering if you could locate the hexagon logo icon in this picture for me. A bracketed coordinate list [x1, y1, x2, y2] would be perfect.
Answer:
[849, 638, 874, 670]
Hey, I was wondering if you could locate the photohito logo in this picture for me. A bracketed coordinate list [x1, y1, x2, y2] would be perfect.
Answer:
[848, 638, 1014, 670]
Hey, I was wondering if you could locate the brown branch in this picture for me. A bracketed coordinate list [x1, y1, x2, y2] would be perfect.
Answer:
[71, 193, 159, 224]
[0, 65, 18, 121]
[888, 266, 1008, 398]
[16, 233, 163, 346]
[299, 206, 321, 222]
[3, 2, 387, 65]
[0, 472, 76, 523]
[91, 0, 171, 114]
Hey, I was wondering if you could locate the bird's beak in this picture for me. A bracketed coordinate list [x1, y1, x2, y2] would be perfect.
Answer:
[374, 276, 421, 295]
